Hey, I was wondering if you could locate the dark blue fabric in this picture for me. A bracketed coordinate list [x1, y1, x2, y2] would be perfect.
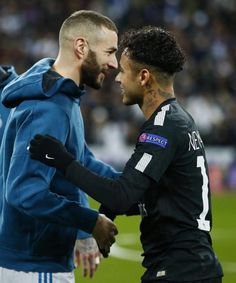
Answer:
[0, 58, 99, 272]
[0, 65, 18, 141]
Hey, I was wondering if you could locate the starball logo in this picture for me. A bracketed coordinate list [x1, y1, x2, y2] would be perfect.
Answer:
[138, 133, 168, 148]
[139, 133, 148, 142]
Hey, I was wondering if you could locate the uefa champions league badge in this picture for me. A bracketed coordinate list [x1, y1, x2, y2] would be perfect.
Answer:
[139, 133, 147, 142]
[138, 132, 168, 148]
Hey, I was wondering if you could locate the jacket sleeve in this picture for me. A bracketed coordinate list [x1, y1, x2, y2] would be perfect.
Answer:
[76, 191, 92, 239]
[84, 143, 120, 179]
[77, 143, 121, 239]
[6, 104, 98, 234]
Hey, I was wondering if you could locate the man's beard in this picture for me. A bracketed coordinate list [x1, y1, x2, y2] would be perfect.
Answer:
[80, 49, 103, 89]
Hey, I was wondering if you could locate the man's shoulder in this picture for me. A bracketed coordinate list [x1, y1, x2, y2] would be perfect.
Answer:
[152, 100, 197, 133]
[141, 102, 188, 135]
[137, 100, 200, 152]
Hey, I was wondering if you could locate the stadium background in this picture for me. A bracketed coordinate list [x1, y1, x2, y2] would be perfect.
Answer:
[0, 0, 235, 282]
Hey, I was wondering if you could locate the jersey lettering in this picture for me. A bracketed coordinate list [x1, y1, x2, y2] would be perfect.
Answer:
[188, 131, 204, 151]
[196, 156, 210, 231]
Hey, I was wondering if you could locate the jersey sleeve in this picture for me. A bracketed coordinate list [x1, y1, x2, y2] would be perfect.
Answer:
[65, 158, 152, 214]
[127, 123, 178, 183]
[64, 122, 178, 214]
[63, 117, 180, 214]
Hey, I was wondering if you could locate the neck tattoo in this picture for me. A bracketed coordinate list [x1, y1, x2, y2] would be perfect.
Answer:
[158, 88, 174, 99]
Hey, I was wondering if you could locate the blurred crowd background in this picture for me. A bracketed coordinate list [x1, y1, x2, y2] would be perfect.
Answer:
[0, 0, 236, 190]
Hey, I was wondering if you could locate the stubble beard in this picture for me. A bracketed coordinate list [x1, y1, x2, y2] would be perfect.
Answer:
[81, 49, 103, 89]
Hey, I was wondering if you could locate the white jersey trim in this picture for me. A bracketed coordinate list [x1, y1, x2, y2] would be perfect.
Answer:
[135, 153, 152, 173]
[154, 104, 170, 126]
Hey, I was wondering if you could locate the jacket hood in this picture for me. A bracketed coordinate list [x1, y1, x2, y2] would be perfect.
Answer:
[1, 58, 85, 108]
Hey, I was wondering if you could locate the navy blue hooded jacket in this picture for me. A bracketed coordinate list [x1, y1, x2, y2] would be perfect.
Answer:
[0, 58, 118, 272]
[0, 65, 18, 141]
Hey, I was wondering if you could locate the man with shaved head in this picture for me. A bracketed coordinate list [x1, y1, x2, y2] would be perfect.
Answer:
[0, 10, 119, 283]
[57, 10, 118, 89]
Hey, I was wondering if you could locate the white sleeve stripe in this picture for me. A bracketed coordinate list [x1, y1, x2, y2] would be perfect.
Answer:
[154, 104, 170, 126]
[135, 153, 152, 173]
[154, 112, 165, 126]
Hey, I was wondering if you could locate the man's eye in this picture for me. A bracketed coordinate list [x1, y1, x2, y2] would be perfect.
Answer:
[106, 50, 116, 55]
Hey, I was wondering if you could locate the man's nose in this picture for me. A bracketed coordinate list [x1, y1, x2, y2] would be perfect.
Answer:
[115, 72, 120, 82]
[108, 55, 118, 69]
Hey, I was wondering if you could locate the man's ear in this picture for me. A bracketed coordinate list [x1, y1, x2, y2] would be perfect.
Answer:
[74, 37, 89, 59]
[139, 69, 150, 86]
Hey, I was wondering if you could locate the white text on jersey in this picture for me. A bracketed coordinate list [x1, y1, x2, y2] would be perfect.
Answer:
[188, 131, 204, 151]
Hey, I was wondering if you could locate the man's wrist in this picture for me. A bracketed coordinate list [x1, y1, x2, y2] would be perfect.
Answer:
[59, 153, 75, 174]
[99, 205, 116, 221]
[64, 158, 76, 176]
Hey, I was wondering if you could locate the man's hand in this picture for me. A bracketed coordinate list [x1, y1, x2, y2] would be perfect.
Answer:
[74, 238, 101, 278]
[92, 214, 118, 253]
[98, 205, 117, 258]
[29, 134, 75, 173]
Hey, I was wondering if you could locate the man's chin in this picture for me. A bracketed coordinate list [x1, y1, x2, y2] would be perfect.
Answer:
[122, 97, 131, 106]
[122, 96, 136, 106]
[94, 77, 105, 89]
[95, 80, 104, 89]
[86, 79, 103, 89]
[98, 73, 105, 84]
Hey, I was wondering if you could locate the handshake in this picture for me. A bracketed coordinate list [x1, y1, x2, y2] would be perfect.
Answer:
[29, 134, 117, 257]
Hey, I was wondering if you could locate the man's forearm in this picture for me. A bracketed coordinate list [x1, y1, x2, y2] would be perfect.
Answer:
[66, 160, 150, 213]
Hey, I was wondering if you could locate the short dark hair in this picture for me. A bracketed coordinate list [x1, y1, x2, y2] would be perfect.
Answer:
[61, 10, 117, 35]
[120, 26, 186, 74]
[59, 10, 118, 46]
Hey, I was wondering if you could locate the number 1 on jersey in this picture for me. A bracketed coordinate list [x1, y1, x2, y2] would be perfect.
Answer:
[197, 155, 210, 232]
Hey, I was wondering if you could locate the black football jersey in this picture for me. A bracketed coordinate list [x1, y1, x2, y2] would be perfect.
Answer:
[123, 98, 223, 281]
[65, 98, 223, 281]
